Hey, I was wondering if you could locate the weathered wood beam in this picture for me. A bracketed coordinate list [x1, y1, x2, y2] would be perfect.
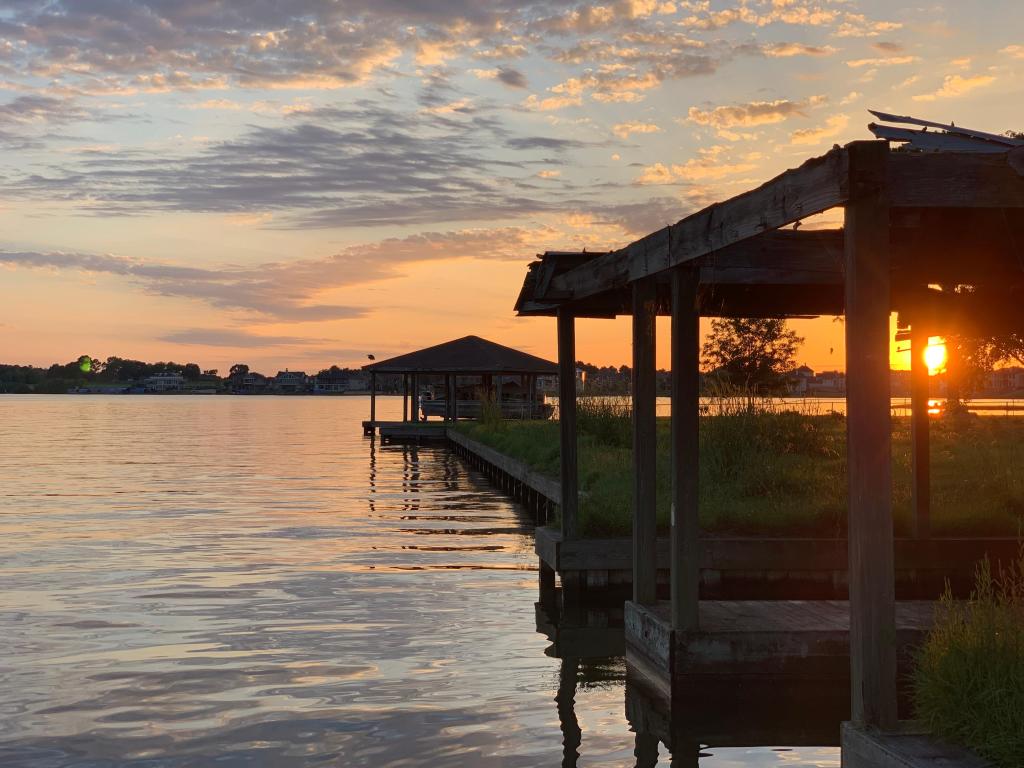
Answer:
[632, 277, 658, 606]
[557, 309, 579, 540]
[887, 148, 1024, 208]
[910, 326, 931, 540]
[844, 141, 898, 729]
[671, 267, 700, 631]
[370, 371, 377, 423]
[545, 147, 850, 301]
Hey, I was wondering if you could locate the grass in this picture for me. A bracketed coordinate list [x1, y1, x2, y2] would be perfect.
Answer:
[455, 401, 1024, 538]
[912, 552, 1024, 766]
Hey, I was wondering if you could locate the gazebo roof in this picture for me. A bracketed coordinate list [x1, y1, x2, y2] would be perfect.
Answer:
[363, 335, 557, 375]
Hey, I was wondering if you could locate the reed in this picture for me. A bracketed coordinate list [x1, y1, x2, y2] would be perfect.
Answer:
[912, 551, 1024, 766]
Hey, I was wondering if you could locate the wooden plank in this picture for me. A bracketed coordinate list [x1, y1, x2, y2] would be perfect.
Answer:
[671, 267, 701, 631]
[447, 430, 561, 502]
[546, 146, 850, 302]
[841, 722, 993, 768]
[844, 140, 898, 729]
[369, 371, 376, 423]
[633, 277, 658, 605]
[910, 326, 931, 539]
[887, 148, 1024, 208]
[557, 309, 579, 540]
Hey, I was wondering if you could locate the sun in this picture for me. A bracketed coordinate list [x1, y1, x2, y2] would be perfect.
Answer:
[924, 337, 948, 376]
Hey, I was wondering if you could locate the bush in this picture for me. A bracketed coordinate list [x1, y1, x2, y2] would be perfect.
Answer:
[913, 552, 1024, 767]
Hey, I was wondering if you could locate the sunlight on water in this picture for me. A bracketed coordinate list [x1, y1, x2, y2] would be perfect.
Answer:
[0, 395, 841, 766]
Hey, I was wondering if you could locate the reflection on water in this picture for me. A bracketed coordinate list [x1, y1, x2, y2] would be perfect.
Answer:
[1, 396, 839, 766]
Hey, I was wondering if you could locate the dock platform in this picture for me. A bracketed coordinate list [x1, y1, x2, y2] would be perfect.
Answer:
[626, 599, 935, 698]
[361, 420, 449, 443]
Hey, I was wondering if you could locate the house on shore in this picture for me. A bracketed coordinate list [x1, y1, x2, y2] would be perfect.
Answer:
[272, 370, 309, 393]
[144, 372, 184, 392]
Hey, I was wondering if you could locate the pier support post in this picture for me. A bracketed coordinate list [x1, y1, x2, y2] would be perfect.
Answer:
[910, 325, 931, 539]
[558, 309, 579, 540]
[402, 374, 409, 422]
[370, 371, 377, 424]
[633, 277, 658, 606]
[444, 374, 452, 422]
[671, 267, 700, 631]
[844, 140, 897, 729]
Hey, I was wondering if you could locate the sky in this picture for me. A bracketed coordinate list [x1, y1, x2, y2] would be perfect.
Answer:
[0, 0, 1021, 374]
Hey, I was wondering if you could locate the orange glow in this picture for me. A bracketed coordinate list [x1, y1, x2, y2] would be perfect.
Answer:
[924, 337, 947, 376]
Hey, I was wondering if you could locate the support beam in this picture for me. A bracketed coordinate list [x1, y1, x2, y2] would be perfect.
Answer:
[402, 373, 409, 422]
[633, 277, 658, 606]
[545, 147, 849, 301]
[444, 374, 451, 422]
[844, 140, 897, 729]
[370, 372, 377, 423]
[910, 326, 931, 539]
[411, 374, 418, 422]
[557, 309, 579, 540]
[671, 267, 701, 631]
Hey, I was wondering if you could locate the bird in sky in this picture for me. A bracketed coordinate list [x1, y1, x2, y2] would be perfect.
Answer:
[367, 354, 376, 360]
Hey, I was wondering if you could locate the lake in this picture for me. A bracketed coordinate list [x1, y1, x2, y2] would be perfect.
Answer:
[0, 395, 840, 767]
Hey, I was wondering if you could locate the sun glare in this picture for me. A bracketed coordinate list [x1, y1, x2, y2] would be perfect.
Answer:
[924, 337, 948, 375]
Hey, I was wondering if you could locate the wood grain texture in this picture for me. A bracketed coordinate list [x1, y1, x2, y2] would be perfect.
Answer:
[557, 310, 579, 540]
[633, 278, 659, 605]
[844, 140, 898, 729]
[671, 267, 701, 631]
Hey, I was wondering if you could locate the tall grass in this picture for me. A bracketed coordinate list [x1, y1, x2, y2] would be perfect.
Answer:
[913, 552, 1024, 766]
[456, 400, 1024, 539]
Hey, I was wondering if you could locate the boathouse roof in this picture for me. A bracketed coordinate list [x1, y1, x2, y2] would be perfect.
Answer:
[363, 335, 557, 375]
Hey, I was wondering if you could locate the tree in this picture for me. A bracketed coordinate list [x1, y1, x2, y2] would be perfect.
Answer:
[701, 318, 804, 392]
[229, 363, 249, 378]
[182, 363, 201, 380]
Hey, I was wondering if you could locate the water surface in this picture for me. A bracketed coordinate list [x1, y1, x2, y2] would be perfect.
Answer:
[0, 395, 841, 766]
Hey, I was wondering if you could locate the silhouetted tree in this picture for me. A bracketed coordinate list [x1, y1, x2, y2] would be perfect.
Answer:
[702, 318, 804, 392]
[229, 364, 249, 377]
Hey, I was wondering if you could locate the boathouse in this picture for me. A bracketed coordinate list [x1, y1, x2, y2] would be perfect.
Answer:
[515, 133, 1024, 746]
[362, 335, 557, 439]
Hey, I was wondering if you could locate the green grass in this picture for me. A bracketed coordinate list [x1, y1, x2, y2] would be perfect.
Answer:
[455, 407, 1024, 538]
[912, 552, 1024, 766]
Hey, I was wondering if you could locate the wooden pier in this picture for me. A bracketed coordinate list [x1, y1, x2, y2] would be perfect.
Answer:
[514, 139, 1024, 737]
[361, 420, 450, 443]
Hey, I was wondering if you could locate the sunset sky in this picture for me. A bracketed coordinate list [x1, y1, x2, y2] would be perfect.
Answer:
[1, 0, 1021, 374]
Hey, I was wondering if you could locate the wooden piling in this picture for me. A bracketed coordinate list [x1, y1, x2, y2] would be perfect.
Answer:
[671, 267, 700, 631]
[844, 140, 897, 729]
[558, 309, 579, 540]
[910, 325, 931, 539]
[633, 277, 658, 606]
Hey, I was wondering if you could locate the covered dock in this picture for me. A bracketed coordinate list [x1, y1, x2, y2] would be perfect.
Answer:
[515, 134, 1024, 740]
[361, 335, 557, 438]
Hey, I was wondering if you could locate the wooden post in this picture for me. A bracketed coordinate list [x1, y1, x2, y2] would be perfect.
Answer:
[633, 277, 658, 606]
[671, 267, 700, 631]
[910, 325, 931, 539]
[402, 373, 408, 422]
[496, 375, 503, 418]
[844, 140, 897, 729]
[370, 371, 377, 424]
[557, 309, 579, 540]
[411, 374, 418, 421]
[444, 374, 451, 422]
[452, 375, 459, 421]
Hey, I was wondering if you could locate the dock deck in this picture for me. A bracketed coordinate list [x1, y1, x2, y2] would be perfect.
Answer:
[626, 599, 935, 697]
[361, 420, 450, 443]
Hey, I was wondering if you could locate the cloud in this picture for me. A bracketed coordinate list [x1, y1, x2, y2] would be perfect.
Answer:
[762, 42, 837, 58]
[0, 227, 538, 322]
[10, 101, 603, 227]
[635, 146, 759, 184]
[686, 95, 827, 131]
[913, 73, 996, 102]
[469, 66, 528, 88]
[159, 329, 329, 347]
[846, 55, 918, 68]
[999, 45, 1024, 60]
[612, 121, 661, 139]
[790, 113, 850, 145]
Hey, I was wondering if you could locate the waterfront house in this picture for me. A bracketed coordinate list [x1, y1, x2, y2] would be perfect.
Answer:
[144, 372, 184, 392]
[272, 370, 309, 393]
